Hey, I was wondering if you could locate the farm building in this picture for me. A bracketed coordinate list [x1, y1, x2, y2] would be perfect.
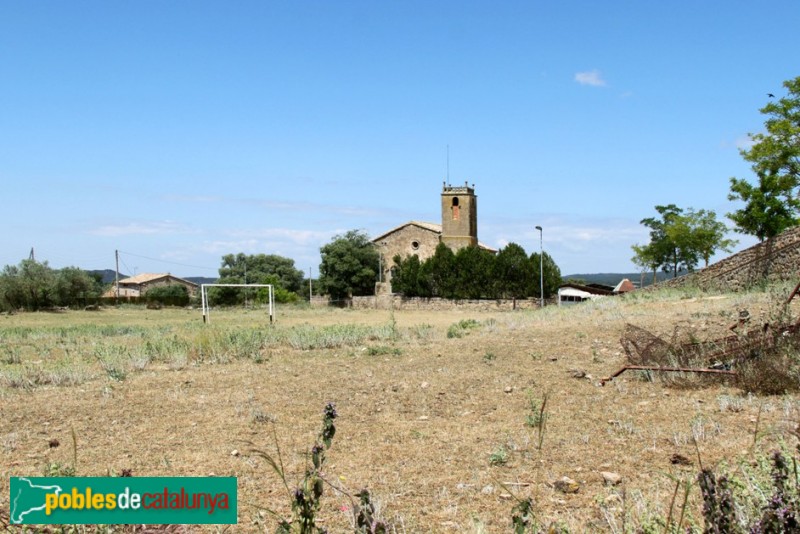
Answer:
[557, 278, 635, 306]
[103, 273, 199, 298]
[372, 182, 495, 292]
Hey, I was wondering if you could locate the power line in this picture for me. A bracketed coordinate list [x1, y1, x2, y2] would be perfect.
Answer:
[118, 256, 135, 277]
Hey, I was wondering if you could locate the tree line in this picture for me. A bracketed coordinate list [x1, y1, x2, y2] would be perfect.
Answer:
[1, 234, 564, 310]
[391, 242, 561, 300]
[633, 75, 800, 278]
[0, 259, 104, 311]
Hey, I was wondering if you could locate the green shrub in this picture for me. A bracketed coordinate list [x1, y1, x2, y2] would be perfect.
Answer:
[145, 285, 190, 306]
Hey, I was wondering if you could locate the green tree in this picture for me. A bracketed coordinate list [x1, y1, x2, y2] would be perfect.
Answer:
[218, 253, 304, 292]
[634, 205, 738, 278]
[631, 243, 660, 285]
[54, 267, 102, 307]
[728, 174, 800, 241]
[728, 76, 800, 240]
[640, 204, 698, 277]
[681, 209, 738, 267]
[529, 251, 562, 299]
[257, 274, 300, 303]
[319, 230, 380, 300]
[452, 245, 494, 299]
[0, 259, 56, 311]
[211, 252, 304, 305]
[424, 243, 457, 298]
[493, 243, 533, 299]
[390, 254, 426, 297]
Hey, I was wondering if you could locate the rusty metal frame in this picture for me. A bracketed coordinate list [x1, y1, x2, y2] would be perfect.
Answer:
[599, 365, 736, 386]
[786, 280, 800, 306]
[602, 280, 800, 386]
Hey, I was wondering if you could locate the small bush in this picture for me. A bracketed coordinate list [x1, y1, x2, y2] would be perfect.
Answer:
[366, 345, 401, 356]
[447, 318, 481, 339]
[489, 446, 509, 466]
[737, 346, 800, 395]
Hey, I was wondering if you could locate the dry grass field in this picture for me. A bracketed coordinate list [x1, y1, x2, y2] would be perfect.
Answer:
[2, 283, 800, 532]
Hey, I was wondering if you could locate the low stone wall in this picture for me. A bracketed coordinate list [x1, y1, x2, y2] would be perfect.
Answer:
[646, 226, 800, 292]
[309, 296, 330, 308]
[348, 295, 542, 311]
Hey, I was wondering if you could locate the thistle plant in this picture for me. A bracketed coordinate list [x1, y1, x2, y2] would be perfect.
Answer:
[511, 497, 536, 533]
[251, 403, 338, 534]
[354, 489, 389, 534]
[751, 450, 800, 533]
[697, 468, 737, 534]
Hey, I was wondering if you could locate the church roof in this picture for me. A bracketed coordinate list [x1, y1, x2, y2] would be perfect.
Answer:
[372, 221, 497, 253]
[371, 221, 441, 242]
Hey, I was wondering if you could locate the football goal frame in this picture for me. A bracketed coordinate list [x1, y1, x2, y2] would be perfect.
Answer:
[200, 283, 274, 324]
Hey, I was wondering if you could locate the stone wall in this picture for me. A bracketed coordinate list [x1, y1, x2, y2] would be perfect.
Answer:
[348, 295, 542, 311]
[376, 224, 441, 284]
[646, 226, 800, 292]
[310, 296, 331, 308]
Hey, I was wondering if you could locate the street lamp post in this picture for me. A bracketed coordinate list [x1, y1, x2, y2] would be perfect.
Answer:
[535, 226, 543, 309]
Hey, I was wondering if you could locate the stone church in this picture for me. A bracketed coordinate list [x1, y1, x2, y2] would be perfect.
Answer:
[372, 182, 495, 292]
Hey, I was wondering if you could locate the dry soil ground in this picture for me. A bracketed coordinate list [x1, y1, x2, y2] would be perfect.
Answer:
[2, 286, 800, 532]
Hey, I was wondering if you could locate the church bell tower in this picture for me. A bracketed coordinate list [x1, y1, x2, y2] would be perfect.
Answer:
[441, 181, 478, 251]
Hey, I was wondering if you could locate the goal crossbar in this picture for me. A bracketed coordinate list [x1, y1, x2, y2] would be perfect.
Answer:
[200, 283, 274, 324]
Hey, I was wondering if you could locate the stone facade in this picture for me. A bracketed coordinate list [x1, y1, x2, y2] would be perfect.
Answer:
[643, 226, 800, 292]
[107, 273, 199, 298]
[374, 222, 442, 283]
[441, 184, 478, 251]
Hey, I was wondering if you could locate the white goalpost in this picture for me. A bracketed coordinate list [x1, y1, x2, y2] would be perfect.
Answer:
[200, 284, 274, 324]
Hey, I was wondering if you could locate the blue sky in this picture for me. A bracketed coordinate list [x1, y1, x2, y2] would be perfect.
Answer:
[2, 1, 798, 278]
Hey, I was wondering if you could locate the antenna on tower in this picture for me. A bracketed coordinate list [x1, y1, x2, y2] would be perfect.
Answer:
[446, 144, 450, 185]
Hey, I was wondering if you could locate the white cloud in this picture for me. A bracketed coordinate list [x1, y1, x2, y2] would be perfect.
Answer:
[90, 221, 192, 237]
[223, 228, 342, 245]
[575, 70, 607, 87]
[162, 194, 225, 203]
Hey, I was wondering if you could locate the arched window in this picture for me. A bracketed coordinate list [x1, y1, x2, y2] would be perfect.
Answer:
[452, 197, 460, 220]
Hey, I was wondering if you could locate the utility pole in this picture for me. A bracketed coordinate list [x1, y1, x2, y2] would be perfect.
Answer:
[535, 226, 544, 309]
[115, 250, 120, 300]
[309, 267, 312, 302]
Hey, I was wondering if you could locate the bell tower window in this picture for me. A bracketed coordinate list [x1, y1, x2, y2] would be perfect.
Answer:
[452, 197, 460, 220]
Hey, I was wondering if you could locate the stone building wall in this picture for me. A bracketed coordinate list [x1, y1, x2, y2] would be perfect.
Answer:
[376, 225, 441, 284]
[124, 277, 198, 297]
[441, 184, 478, 251]
[645, 226, 800, 292]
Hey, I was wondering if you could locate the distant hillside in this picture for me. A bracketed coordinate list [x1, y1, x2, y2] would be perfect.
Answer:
[87, 269, 127, 284]
[563, 271, 689, 288]
[185, 276, 218, 285]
